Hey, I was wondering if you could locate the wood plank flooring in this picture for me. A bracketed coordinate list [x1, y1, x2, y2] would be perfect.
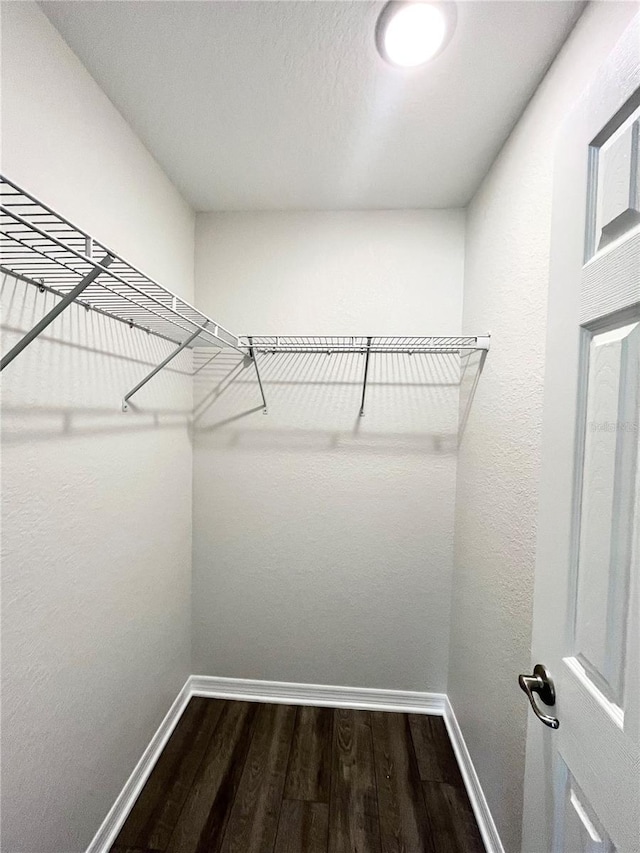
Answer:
[111, 699, 484, 853]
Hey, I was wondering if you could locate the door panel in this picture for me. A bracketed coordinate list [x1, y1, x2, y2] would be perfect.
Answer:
[585, 100, 640, 259]
[590, 107, 640, 255]
[559, 767, 615, 853]
[573, 319, 639, 707]
[522, 13, 640, 853]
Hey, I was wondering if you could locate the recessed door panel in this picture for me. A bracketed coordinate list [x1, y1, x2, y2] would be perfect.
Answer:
[573, 320, 639, 707]
[588, 104, 640, 258]
[556, 765, 616, 853]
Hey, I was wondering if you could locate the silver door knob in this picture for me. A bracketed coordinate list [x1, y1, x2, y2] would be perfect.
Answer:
[518, 664, 559, 729]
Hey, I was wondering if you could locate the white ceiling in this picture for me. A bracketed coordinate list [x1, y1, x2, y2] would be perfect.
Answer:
[42, 1, 584, 211]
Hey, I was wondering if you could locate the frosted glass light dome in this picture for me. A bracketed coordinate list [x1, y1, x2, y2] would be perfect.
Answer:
[376, 2, 456, 68]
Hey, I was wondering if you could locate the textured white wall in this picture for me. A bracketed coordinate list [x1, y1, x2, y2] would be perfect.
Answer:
[0, 2, 194, 295]
[193, 211, 464, 691]
[0, 4, 195, 852]
[449, 4, 640, 852]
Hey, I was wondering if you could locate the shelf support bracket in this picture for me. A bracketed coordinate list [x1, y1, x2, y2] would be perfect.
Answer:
[0, 254, 114, 371]
[248, 336, 268, 414]
[122, 322, 208, 411]
[359, 336, 372, 417]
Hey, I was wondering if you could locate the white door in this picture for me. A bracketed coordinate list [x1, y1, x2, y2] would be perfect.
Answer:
[521, 13, 640, 853]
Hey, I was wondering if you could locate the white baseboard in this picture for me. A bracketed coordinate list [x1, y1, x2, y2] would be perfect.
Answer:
[86, 676, 504, 853]
[85, 677, 192, 853]
[189, 674, 446, 715]
[443, 696, 506, 853]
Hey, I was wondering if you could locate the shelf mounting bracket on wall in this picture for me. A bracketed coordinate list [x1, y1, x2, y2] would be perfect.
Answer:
[247, 335, 268, 414]
[122, 322, 209, 412]
[359, 336, 372, 417]
[0, 253, 114, 371]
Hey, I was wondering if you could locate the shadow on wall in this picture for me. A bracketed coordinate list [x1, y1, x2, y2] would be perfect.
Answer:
[189, 341, 470, 691]
[1, 275, 194, 442]
[459, 348, 487, 445]
[191, 344, 485, 457]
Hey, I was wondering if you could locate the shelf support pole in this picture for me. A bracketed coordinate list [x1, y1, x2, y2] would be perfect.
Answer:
[122, 322, 208, 411]
[0, 254, 114, 371]
[248, 336, 268, 414]
[359, 336, 372, 417]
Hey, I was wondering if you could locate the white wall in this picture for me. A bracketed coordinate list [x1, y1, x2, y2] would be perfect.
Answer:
[0, 2, 194, 295]
[193, 210, 464, 691]
[0, 4, 195, 852]
[449, 3, 640, 852]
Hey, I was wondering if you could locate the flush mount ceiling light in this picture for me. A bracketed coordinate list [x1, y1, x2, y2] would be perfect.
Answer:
[375, 1, 456, 68]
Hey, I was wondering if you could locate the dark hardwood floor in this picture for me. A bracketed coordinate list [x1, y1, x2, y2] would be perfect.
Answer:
[111, 698, 485, 853]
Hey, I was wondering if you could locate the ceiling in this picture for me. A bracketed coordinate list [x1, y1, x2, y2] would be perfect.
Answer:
[42, 1, 584, 211]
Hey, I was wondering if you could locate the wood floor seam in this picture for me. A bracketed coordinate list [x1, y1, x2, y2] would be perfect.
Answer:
[281, 704, 300, 799]
[161, 699, 226, 850]
[369, 710, 385, 853]
[197, 700, 262, 853]
[162, 700, 227, 853]
[270, 706, 298, 853]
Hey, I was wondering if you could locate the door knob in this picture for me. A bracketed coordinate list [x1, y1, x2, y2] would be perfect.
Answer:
[518, 664, 559, 729]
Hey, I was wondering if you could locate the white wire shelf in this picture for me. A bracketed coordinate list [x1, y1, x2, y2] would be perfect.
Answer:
[242, 335, 490, 416]
[0, 175, 489, 413]
[0, 175, 242, 352]
[243, 335, 490, 354]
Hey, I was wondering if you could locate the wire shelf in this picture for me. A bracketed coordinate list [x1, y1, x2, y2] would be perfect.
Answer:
[0, 175, 489, 412]
[0, 175, 241, 351]
[244, 335, 490, 354]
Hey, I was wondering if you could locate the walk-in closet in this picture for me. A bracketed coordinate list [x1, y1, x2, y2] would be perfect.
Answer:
[1, 2, 639, 852]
